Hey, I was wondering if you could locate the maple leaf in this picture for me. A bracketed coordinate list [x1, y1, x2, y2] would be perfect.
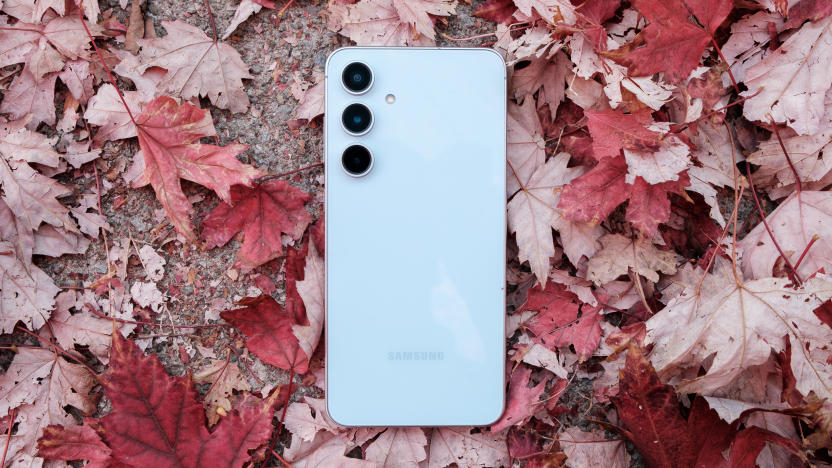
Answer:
[508, 153, 604, 285]
[519, 282, 604, 360]
[38, 422, 116, 467]
[0, 240, 59, 333]
[612, 344, 804, 468]
[490, 365, 546, 432]
[742, 16, 832, 135]
[0, 155, 77, 232]
[34, 224, 89, 257]
[0, 65, 58, 129]
[647, 256, 832, 397]
[328, 0, 455, 46]
[221, 295, 309, 373]
[284, 430, 375, 467]
[193, 356, 252, 426]
[0, 347, 98, 461]
[0, 121, 60, 167]
[84, 84, 147, 144]
[427, 427, 509, 467]
[507, 99, 546, 196]
[202, 180, 312, 272]
[511, 52, 569, 115]
[740, 190, 832, 281]
[130, 96, 266, 242]
[747, 96, 832, 191]
[561, 427, 630, 468]
[0, 15, 40, 68]
[365, 428, 428, 466]
[584, 109, 661, 160]
[513, 0, 576, 25]
[223, 0, 272, 40]
[685, 118, 742, 226]
[604, 0, 732, 83]
[283, 397, 381, 448]
[293, 81, 325, 122]
[558, 156, 691, 236]
[99, 333, 279, 467]
[587, 234, 680, 285]
[293, 243, 324, 361]
[0, 15, 102, 69]
[136, 20, 252, 113]
[43, 290, 135, 364]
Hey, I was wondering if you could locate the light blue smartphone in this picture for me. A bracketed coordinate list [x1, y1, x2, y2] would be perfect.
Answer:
[325, 47, 507, 426]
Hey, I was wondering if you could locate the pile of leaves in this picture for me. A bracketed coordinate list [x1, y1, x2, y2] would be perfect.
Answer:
[2, 0, 832, 466]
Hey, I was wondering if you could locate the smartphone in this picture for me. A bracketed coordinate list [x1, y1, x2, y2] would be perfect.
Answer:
[325, 47, 506, 426]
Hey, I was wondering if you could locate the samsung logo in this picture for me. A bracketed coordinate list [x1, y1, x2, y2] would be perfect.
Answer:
[388, 351, 444, 361]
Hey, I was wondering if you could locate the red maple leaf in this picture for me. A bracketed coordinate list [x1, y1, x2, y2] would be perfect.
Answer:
[283, 240, 310, 321]
[585, 109, 661, 160]
[557, 156, 690, 236]
[574, 0, 620, 51]
[97, 333, 279, 467]
[612, 345, 805, 468]
[201, 180, 312, 272]
[132, 96, 266, 242]
[603, 0, 733, 82]
[221, 294, 309, 374]
[490, 365, 546, 433]
[38, 420, 128, 468]
[518, 283, 602, 360]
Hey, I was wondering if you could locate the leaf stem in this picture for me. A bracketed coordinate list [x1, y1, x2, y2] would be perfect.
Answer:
[259, 162, 323, 182]
[270, 449, 294, 467]
[767, 114, 802, 193]
[202, 0, 218, 42]
[77, 7, 137, 125]
[1, 408, 14, 467]
[670, 89, 761, 134]
[276, 0, 296, 21]
[13, 326, 98, 375]
[224, 343, 264, 385]
[745, 164, 802, 285]
[712, 37, 740, 95]
[792, 235, 820, 273]
[265, 367, 296, 466]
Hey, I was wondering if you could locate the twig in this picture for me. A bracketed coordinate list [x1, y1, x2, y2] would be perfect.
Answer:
[768, 114, 802, 193]
[84, 302, 229, 329]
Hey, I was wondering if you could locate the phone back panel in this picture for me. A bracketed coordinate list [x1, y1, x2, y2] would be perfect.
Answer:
[325, 48, 506, 426]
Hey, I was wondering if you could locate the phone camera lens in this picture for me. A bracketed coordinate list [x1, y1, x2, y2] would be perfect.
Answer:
[342, 62, 372, 93]
[341, 103, 373, 135]
[342, 145, 373, 176]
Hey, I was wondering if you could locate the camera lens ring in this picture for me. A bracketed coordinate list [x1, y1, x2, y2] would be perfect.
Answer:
[341, 103, 374, 136]
[342, 62, 373, 94]
[341, 144, 374, 177]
